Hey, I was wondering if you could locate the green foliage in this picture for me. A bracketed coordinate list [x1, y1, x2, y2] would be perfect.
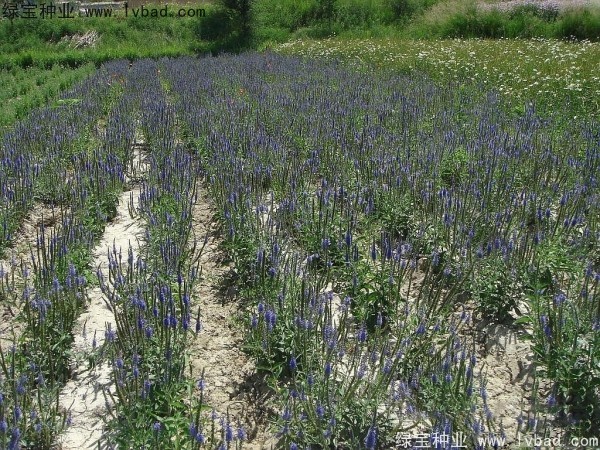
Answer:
[387, 0, 414, 18]
[417, 339, 483, 435]
[196, 6, 239, 41]
[0, 0, 599, 67]
[199, 0, 254, 50]
[254, 26, 293, 47]
[510, 3, 559, 22]
[222, 0, 252, 14]
[408, 3, 600, 40]
[525, 279, 600, 437]
[523, 236, 583, 295]
[335, 0, 395, 29]
[246, 286, 297, 377]
[557, 7, 600, 40]
[277, 380, 389, 448]
[105, 365, 191, 449]
[0, 63, 94, 131]
[0, 12, 203, 71]
[348, 259, 404, 330]
[470, 255, 519, 321]
[80, 190, 120, 238]
[0, 337, 69, 449]
[251, 0, 404, 37]
[252, 0, 318, 32]
[440, 146, 469, 188]
[315, 0, 336, 25]
[34, 166, 71, 205]
[98, 133, 205, 446]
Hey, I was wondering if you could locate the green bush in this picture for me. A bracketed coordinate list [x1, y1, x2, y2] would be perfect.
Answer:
[195, 6, 238, 41]
[251, 0, 396, 38]
[387, 0, 413, 18]
[505, 13, 548, 38]
[407, 2, 600, 40]
[385, 0, 442, 22]
[510, 3, 559, 22]
[556, 8, 600, 40]
[444, 7, 544, 39]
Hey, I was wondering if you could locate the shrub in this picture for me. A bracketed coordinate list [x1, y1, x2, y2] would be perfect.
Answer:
[195, 7, 238, 41]
[387, 0, 414, 19]
[510, 3, 559, 22]
[556, 7, 600, 40]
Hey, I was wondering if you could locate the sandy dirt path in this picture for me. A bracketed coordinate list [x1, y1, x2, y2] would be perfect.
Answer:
[57, 184, 143, 450]
[187, 186, 276, 449]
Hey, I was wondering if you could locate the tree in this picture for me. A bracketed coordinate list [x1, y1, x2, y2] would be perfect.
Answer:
[219, 0, 252, 40]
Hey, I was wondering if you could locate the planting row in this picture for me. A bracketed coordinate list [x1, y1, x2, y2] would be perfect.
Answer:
[1, 57, 253, 450]
[0, 59, 134, 449]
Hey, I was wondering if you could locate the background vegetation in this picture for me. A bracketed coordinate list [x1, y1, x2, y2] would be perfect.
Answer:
[2, 0, 600, 67]
[0, 63, 96, 131]
[0, 7, 211, 70]
[246, 0, 600, 43]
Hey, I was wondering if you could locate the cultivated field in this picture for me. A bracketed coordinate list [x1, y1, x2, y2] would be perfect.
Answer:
[0, 45, 599, 450]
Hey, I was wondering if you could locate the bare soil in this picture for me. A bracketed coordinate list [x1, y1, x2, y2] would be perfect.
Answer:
[57, 186, 144, 450]
[187, 186, 276, 449]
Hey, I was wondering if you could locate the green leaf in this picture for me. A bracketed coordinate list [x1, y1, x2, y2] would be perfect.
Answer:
[513, 315, 533, 325]
[53, 98, 81, 107]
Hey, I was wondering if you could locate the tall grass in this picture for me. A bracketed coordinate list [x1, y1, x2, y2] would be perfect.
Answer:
[249, 0, 600, 43]
[405, 1, 600, 39]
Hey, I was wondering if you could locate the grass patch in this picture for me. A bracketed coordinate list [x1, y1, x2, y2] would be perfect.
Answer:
[1, 0, 600, 65]
[0, 7, 212, 70]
